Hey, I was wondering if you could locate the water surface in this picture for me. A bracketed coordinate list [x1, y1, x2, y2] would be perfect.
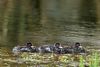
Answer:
[0, 0, 100, 67]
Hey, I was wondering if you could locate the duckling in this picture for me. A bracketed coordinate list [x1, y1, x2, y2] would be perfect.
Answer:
[37, 43, 63, 54]
[20, 42, 34, 52]
[73, 42, 86, 54]
[12, 42, 36, 55]
[53, 43, 63, 54]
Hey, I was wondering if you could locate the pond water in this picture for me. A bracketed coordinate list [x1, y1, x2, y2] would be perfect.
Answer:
[0, 0, 100, 67]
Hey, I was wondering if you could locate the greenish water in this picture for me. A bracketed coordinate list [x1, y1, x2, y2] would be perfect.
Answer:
[0, 0, 100, 47]
[0, 0, 100, 67]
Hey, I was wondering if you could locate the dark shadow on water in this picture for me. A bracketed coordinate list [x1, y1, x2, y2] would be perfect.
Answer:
[1, 0, 42, 47]
[79, 0, 97, 29]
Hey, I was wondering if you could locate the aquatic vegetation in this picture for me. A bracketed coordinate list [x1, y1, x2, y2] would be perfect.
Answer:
[88, 52, 100, 67]
[79, 56, 84, 67]
[78, 51, 100, 67]
[1, 47, 100, 67]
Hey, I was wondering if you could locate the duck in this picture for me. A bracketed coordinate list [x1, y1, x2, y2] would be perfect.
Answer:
[12, 42, 37, 55]
[37, 43, 63, 54]
[73, 42, 86, 54]
[53, 43, 63, 54]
